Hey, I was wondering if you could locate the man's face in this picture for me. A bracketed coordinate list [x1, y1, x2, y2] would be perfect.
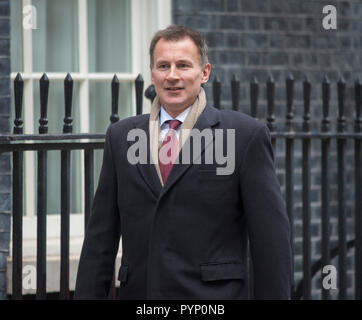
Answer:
[151, 37, 211, 114]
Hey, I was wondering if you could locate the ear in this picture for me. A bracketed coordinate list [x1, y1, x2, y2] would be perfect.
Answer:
[200, 63, 211, 84]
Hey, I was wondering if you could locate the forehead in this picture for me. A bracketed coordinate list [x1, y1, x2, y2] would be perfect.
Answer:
[153, 37, 200, 63]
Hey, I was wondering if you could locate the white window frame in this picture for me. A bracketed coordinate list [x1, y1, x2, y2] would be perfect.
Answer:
[8, 0, 171, 294]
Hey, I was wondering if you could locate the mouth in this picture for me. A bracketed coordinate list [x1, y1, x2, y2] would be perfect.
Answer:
[165, 87, 184, 92]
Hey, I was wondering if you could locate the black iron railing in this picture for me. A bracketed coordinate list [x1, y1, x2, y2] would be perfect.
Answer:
[0, 72, 361, 300]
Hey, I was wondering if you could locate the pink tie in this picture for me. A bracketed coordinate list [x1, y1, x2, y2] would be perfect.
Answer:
[159, 119, 182, 184]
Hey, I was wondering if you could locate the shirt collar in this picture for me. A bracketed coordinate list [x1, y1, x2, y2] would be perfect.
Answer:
[159, 106, 191, 127]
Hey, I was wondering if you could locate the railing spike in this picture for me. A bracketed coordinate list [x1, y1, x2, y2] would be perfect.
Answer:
[64, 72, 72, 82]
[250, 76, 258, 118]
[63, 73, 73, 133]
[135, 73, 144, 115]
[13, 73, 24, 134]
[303, 76, 311, 132]
[14, 72, 23, 82]
[39, 73, 49, 134]
[338, 75, 346, 84]
[110, 74, 120, 123]
[337, 74, 346, 133]
[266, 75, 275, 132]
[322, 76, 331, 132]
[231, 73, 240, 112]
[267, 74, 274, 83]
[112, 74, 119, 83]
[136, 74, 143, 82]
[286, 73, 295, 131]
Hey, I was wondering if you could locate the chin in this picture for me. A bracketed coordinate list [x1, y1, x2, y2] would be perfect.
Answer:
[162, 99, 187, 109]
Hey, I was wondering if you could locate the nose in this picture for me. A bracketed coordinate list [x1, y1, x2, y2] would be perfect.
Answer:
[166, 65, 180, 81]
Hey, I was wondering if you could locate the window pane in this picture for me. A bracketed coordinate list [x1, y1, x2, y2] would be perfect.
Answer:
[32, 0, 79, 72]
[10, 0, 23, 72]
[88, 0, 131, 72]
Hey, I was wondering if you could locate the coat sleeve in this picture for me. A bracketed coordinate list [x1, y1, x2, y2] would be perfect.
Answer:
[239, 124, 292, 299]
[74, 124, 121, 299]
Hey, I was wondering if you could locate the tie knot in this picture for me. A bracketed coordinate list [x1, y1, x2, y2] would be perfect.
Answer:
[167, 119, 182, 130]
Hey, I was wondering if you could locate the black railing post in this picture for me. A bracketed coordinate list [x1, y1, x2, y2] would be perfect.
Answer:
[302, 76, 312, 300]
[231, 74, 240, 112]
[14, 73, 23, 135]
[60, 73, 73, 299]
[250, 76, 258, 119]
[354, 77, 362, 300]
[135, 74, 144, 115]
[12, 73, 24, 300]
[285, 73, 295, 298]
[337, 76, 347, 300]
[36, 73, 49, 300]
[213, 75, 221, 109]
[266, 75, 276, 150]
[110, 74, 120, 123]
[39, 74, 49, 134]
[302, 77, 311, 132]
[321, 75, 331, 300]
[63, 73, 73, 134]
[286, 73, 295, 132]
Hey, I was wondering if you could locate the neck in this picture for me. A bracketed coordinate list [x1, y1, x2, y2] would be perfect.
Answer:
[162, 105, 190, 118]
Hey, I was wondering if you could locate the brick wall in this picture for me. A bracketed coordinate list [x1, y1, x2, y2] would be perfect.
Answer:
[173, 0, 361, 299]
[0, 0, 10, 300]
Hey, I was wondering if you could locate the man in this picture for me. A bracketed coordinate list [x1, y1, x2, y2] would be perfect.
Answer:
[75, 25, 292, 300]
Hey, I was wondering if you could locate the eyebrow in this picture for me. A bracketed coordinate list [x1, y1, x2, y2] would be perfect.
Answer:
[156, 59, 193, 65]
[177, 60, 193, 65]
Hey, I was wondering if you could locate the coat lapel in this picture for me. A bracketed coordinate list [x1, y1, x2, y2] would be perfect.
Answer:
[160, 105, 220, 197]
[128, 115, 162, 199]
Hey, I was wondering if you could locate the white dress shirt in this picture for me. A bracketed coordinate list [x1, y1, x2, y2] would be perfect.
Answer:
[159, 106, 191, 142]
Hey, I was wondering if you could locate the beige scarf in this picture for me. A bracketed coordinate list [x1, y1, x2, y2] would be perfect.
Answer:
[149, 88, 207, 186]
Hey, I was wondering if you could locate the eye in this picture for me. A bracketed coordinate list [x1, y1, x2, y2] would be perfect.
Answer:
[158, 64, 169, 69]
[178, 63, 189, 69]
